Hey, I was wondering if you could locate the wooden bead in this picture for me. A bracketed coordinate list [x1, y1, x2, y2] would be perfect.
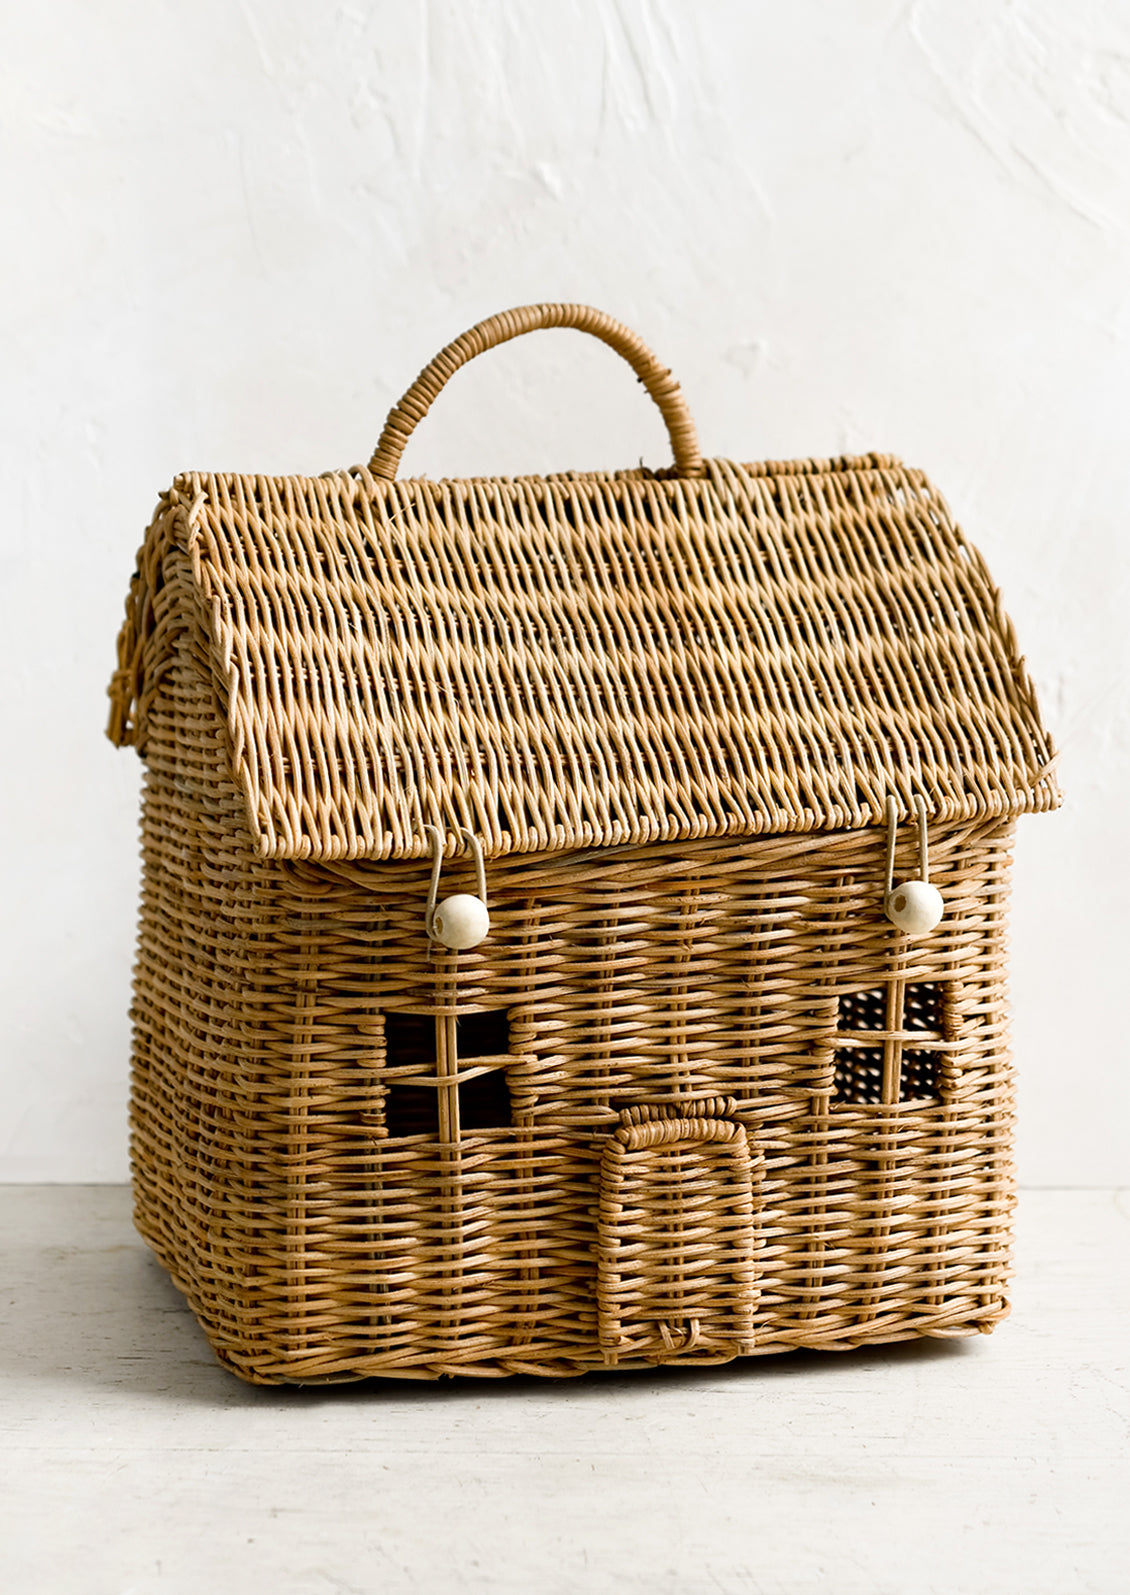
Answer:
[886, 879, 944, 937]
[431, 893, 490, 950]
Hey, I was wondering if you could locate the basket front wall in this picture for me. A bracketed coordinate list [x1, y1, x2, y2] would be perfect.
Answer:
[129, 578, 1016, 1380]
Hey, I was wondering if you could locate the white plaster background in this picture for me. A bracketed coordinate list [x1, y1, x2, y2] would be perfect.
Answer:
[1, 0, 1125, 1183]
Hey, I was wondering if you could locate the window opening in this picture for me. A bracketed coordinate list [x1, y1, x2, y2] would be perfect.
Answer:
[384, 1012, 439, 1138]
[382, 1009, 514, 1138]
[832, 983, 944, 1106]
[384, 1011, 436, 1069]
[456, 1009, 510, 1061]
[384, 1084, 441, 1139]
[833, 987, 887, 1105]
[456, 1010, 512, 1130]
[900, 981, 945, 1101]
[458, 1069, 512, 1131]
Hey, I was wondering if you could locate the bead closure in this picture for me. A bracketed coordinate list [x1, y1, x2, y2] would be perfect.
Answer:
[424, 825, 491, 951]
[431, 892, 491, 950]
[884, 795, 945, 939]
[886, 879, 944, 936]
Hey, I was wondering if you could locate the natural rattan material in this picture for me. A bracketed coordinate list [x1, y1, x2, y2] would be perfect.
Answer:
[108, 305, 1057, 1383]
[370, 303, 704, 480]
[108, 455, 1056, 864]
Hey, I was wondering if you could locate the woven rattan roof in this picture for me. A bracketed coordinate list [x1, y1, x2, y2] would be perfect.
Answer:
[110, 453, 1058, 861]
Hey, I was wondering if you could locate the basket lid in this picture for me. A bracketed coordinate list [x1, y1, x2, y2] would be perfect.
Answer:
[109, 453, 1058, 862]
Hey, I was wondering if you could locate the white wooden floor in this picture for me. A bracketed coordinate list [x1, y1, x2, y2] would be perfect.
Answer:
[1, 1187, 1126, 1595]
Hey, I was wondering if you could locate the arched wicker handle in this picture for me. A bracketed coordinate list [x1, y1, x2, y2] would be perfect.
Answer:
[368, 302, 703, 479]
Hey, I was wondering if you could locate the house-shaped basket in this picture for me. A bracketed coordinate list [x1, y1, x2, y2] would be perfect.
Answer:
[108, 303, 1059, 1383]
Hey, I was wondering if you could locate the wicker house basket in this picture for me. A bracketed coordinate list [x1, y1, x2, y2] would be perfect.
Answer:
[108, 303, 1059, 1383]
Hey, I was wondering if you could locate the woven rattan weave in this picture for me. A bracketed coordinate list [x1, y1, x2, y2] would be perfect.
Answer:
[108, 304, 1058, 1383]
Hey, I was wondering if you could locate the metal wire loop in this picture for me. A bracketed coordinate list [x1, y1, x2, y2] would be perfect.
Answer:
[423, 826, 488, 940]
[884, 794, 931, 901]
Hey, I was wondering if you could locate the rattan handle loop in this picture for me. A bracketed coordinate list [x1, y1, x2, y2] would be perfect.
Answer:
[368, 302, 704, 479]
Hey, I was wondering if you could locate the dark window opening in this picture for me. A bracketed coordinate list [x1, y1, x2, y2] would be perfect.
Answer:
[456, 1009, 510, 1061]
[837, 987, 887, 1034]
[833, 1046, 886, 1105]
[457, 1011, 512, 1131]
[384, 1083, 440, 1139]
[901, 982, 945, 1101]
[903, 982, 944, 1034]
[458, 1068, 512, 1131]
[385, 1011, 437, 1070]
[900, 1049, 942, 1102]
[381, 1010, 514, 1137]
[832, 984, 944, 1106]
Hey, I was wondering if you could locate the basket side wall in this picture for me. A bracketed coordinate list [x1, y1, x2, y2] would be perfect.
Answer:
[128, 560, 303, 1364]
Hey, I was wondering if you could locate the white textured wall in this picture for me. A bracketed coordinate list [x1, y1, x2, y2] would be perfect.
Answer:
[2, 0, 1126, 1182]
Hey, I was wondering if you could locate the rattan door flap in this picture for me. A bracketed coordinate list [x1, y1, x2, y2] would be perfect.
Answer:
[596, 1100, 762, 1364]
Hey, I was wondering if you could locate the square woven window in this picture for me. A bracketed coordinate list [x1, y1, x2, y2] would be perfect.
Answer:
[833, 987, 887, 1104]
[456, 1009, 510, 1061]
[385, 1012, 436, 1068]
[384, 1012, 439, 1138]
[903, 983, 944, 1035]
[899, 1048, 942, 1102]
[383, 1010, 517, 1136]
[900, 982, 944, 1102]
[456, 1010, 512, 1130]
[458, 1069, 512, 1131]
[832, 984, 944, 1106]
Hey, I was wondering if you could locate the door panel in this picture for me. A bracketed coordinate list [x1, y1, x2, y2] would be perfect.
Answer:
[596, 1108, 761, 1362]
